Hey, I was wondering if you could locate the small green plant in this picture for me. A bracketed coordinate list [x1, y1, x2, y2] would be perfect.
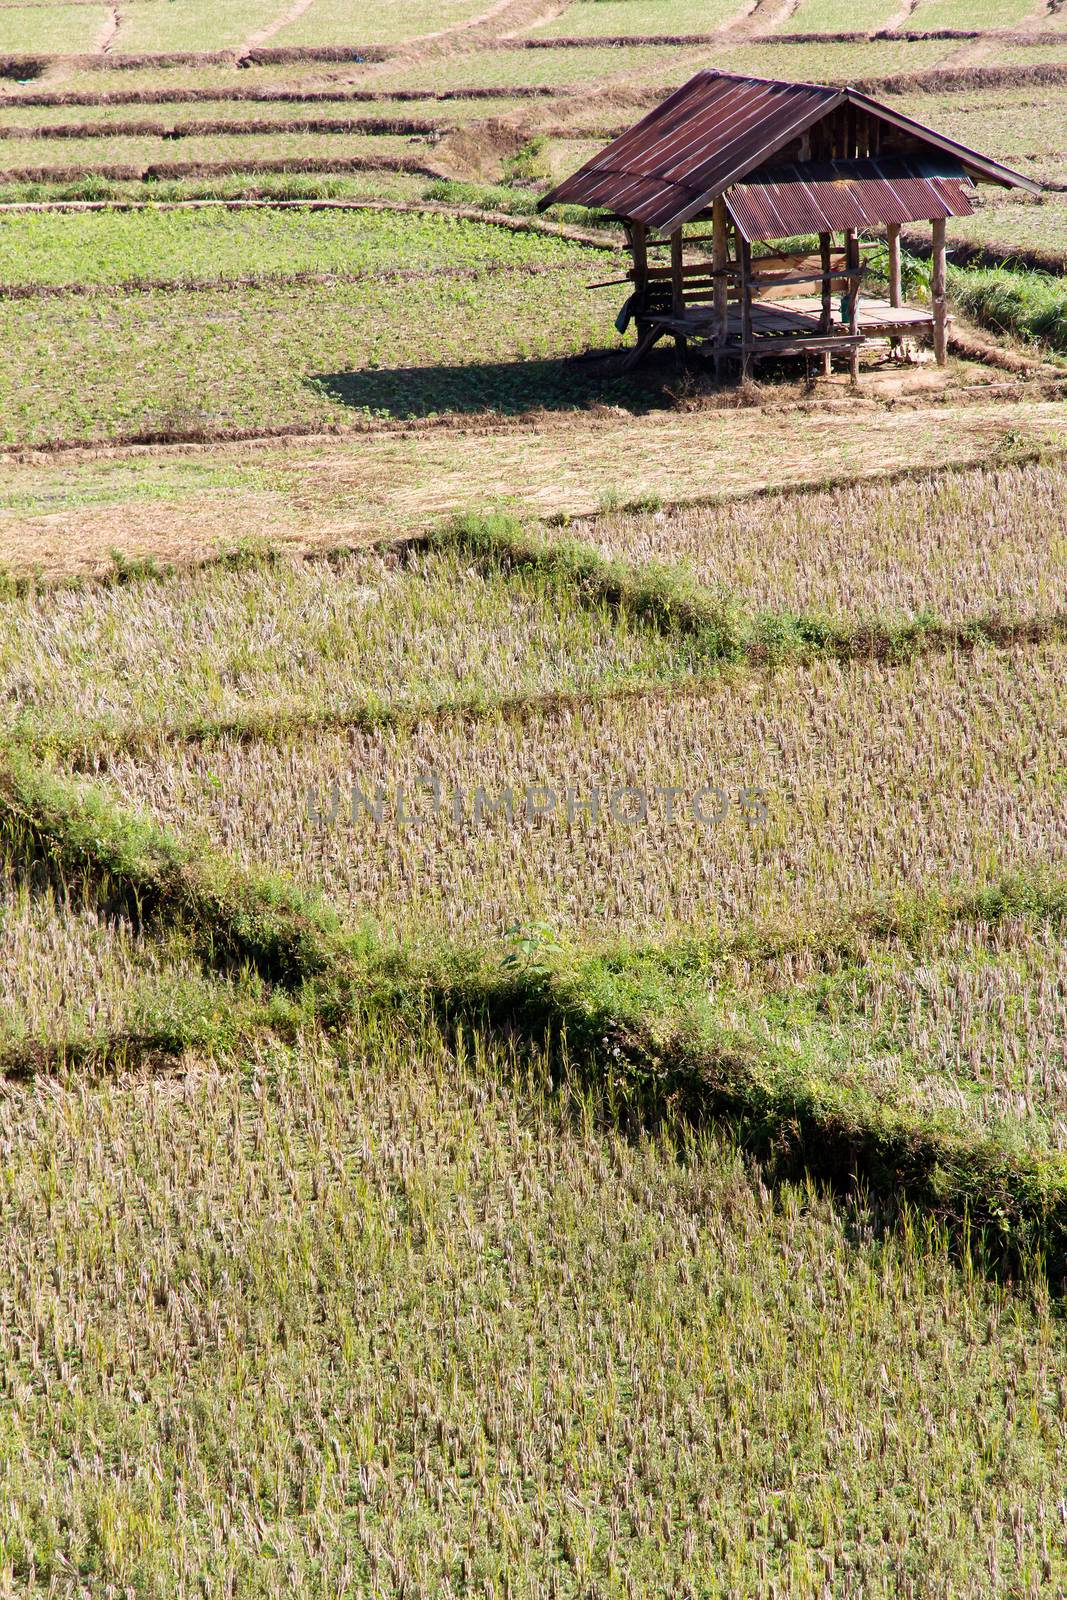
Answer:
[504, 136, 550, 189]
[500, 920, 564, 980]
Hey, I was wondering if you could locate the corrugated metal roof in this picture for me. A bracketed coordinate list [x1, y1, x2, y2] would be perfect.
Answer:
[727, 156, 975, 241]
[540, 71, 841, 234]
[538, 69, 1042, 234]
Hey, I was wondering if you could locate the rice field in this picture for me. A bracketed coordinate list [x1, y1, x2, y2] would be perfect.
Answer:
[0, 94, 521, 130]
[273, 0, 495, 47]
[890, 89, 1067, 163]
[528, 0, 748, 37]
[366, 43, 701, 91]
[579, 456, 1067, 624]
[702, 913, 1067, 1155]
[4, 3, 1067, 1589]
[108, 0, 283, 55]
[0, 849, 235, 1054]
[0, 3, 110, 55]
[88, 643, 1067, 944]
[0, 545, 707, 748]
[0, 130, 436, 182]
[783, 0, 900, 32]
[0, 1011, 1064, 1597]
[0, 264, 620, 446]
[908, 0, 1036, 30]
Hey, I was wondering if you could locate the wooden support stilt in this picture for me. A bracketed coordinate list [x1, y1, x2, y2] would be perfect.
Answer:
[931, 216, 948, 365]
[670, 227, 687, 353]
[712, 196, 728, 381]
[887, 220, 903, 356]
[844, 228, 861, 383]
[887, 222, 902, 309]
[819, 231, 833, 376]
[628, 221, 648, 299]
[739, 235, 753, 381]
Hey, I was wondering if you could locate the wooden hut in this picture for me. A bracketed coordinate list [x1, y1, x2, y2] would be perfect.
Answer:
[539, 71, 1041, 378]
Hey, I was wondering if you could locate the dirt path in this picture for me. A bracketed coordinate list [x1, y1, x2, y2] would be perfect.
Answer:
[882, 0, 921, 32]
[96, 5, 121, 54]
[242, 0, 315, 54]
[722, 0, 802, 39]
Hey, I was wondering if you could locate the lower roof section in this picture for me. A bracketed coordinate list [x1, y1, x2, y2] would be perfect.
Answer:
[725, 155, 975, 242]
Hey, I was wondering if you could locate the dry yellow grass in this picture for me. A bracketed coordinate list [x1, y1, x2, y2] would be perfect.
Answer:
[1, 395, 1063, 577]
[0, 545, 695, 748]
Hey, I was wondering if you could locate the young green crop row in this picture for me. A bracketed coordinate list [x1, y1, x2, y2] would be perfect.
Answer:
[0, 265, 620, 446]
[0, 204, 607, 289]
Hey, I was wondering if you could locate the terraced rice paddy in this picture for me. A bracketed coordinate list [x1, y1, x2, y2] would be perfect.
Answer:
[0, 205, 602, 287]
[0, 254, 618, 446]
[528, 0, 748, 36]
[0, 130, 436, 182]
[1, 1014, 1064, 1597]
[0, 545, 705, 748]
[0, 850, 239, 1057]
[90, 644, 1067, 942]
[703, 914, 1067, 1154]
[0, 3, 110, 55]
[105, 0, 286, 55]
[581, 456, 1067, 624]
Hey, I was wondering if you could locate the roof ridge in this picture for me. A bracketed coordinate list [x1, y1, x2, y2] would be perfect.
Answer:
[694, 65, 841, 96]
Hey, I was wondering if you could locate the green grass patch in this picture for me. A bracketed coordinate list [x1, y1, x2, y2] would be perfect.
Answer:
[0, 204, 603, 288]
[948, 262, 1067, 354]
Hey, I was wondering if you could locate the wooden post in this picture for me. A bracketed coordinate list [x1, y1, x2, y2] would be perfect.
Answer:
[712, 196, 728, 378]
[628, 221, 648, 298]
[670, 226, 687, 354]
[819, 231, 833, 377]
[739, 234, 753, 382]
[931, 216, 948, 365]
[886, 220, 902, 358]
[844, 228, 861, 383]
[887, 222, 901, 308]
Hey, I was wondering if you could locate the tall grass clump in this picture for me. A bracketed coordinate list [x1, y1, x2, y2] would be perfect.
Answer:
[947, 262, 1067, 354]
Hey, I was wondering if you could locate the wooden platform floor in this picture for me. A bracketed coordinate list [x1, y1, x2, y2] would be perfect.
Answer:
[646, 294, 935, 342]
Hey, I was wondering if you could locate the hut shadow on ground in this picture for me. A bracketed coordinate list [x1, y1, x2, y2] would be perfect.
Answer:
[308, 349, 673, 421]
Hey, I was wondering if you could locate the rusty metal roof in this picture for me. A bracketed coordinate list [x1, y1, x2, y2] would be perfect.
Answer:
[539, 69, 1042, 234]
[727, 155, 975, 241]
[540, 71, 841, 235]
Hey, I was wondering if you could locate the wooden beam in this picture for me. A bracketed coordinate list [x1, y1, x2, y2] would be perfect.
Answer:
[931, 216, 948, 366]
[670, 227, 687, 353]
[739, 235, 753, 381]
[670, 228, 685, 317]
[887, 219, 903, 357]
[819, 231, 833, 376]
